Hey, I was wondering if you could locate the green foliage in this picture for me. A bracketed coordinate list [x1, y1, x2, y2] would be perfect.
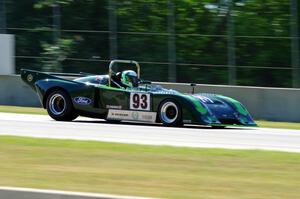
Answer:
[41, 39, 75, 72]
[34, 0, 74, 9]
[5, 0, 300, 87]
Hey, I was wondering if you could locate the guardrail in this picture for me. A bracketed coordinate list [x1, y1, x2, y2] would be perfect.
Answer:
[1, 75, 300, 122]
[0, 186, 156, 199]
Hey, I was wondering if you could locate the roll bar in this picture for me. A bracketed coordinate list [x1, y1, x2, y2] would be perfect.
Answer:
[108, 60, 141, 87]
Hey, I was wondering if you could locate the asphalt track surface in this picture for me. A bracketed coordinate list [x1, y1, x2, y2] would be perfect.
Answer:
[0, 112, 300, 153]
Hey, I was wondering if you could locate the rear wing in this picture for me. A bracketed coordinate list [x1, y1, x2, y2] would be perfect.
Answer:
[20, 69, 85, 89]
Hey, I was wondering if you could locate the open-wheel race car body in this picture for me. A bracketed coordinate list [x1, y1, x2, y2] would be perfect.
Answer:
[21, 60, 256, 127]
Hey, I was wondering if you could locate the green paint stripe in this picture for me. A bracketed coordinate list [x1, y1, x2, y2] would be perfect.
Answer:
[96, 85, 124, 91]
[183, 95, 208, 114]
[218, 95, 249, 115]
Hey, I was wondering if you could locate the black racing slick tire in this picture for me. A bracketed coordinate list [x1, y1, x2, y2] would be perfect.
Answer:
[158, 99, 182, 127]
[46, 90, 78, 121]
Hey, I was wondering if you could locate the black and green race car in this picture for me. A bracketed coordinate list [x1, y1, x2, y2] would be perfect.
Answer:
[21, 60, 256, 127]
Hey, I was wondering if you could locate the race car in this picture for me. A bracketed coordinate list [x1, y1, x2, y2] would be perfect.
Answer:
[21, 60, 256, 127]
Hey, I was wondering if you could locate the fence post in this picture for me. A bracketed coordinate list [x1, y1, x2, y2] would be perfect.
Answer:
[291, 0, 299, 88]
[53, 2, 61, 43]
[227, 0, 236, 85]
[109, 0, 118, 60]
[52, 1, 62, 72]
[0, 0, 6, 34]
[168, 0, 176, 82]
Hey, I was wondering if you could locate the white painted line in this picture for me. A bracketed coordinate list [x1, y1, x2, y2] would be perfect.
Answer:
[0, 186, 157, 199]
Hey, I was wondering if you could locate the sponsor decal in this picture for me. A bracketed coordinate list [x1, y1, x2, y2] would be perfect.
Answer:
[132, 111, 139, 120]
[74, 97, 92, 105]
[107, 109, 157, 123]
[95, 76, 102, 81]
[27, 74, 33, 82]
[195, 96, 214, 104]
[106, 105, 122, 109]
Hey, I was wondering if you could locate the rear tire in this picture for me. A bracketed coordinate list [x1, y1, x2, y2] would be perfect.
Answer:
[158, 99, 182, 127]
[46, 90, 78, 121]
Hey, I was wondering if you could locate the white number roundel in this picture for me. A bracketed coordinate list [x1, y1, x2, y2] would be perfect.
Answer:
[130, 93, 150, 111]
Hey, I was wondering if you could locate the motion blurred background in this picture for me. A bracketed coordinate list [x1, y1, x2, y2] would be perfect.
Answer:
[0, 0, 299, 88]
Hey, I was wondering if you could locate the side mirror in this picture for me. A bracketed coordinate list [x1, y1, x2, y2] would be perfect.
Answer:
[190, 83, 196, 94]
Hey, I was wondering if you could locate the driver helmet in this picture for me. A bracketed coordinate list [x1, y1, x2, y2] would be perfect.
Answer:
[121, 70, 139, 88]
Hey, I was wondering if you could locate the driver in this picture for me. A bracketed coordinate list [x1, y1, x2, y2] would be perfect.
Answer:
[120, 70, 139, 88]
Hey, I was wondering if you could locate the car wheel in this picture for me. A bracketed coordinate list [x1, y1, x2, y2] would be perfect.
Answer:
[46, 90, 78, 121]
[158, 99, 182, 127]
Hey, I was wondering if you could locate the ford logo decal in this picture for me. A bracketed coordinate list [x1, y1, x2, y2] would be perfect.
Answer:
[74, 97, 92, 105]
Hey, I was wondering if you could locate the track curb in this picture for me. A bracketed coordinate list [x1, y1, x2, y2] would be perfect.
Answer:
[0, 186, 158, 199]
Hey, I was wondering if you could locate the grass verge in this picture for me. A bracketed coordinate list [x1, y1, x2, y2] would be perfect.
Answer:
[256, 120, 300, 130]
[0, 136, 300, 199]
[1, 105, 300, 130]
[0, 105, 46, 115]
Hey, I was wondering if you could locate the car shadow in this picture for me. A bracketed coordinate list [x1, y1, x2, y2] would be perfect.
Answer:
[73, 119, 254, 130]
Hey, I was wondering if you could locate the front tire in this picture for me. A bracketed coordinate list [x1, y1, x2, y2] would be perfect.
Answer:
[158, 99, 182, 127]
[46, 90, 78, 121]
